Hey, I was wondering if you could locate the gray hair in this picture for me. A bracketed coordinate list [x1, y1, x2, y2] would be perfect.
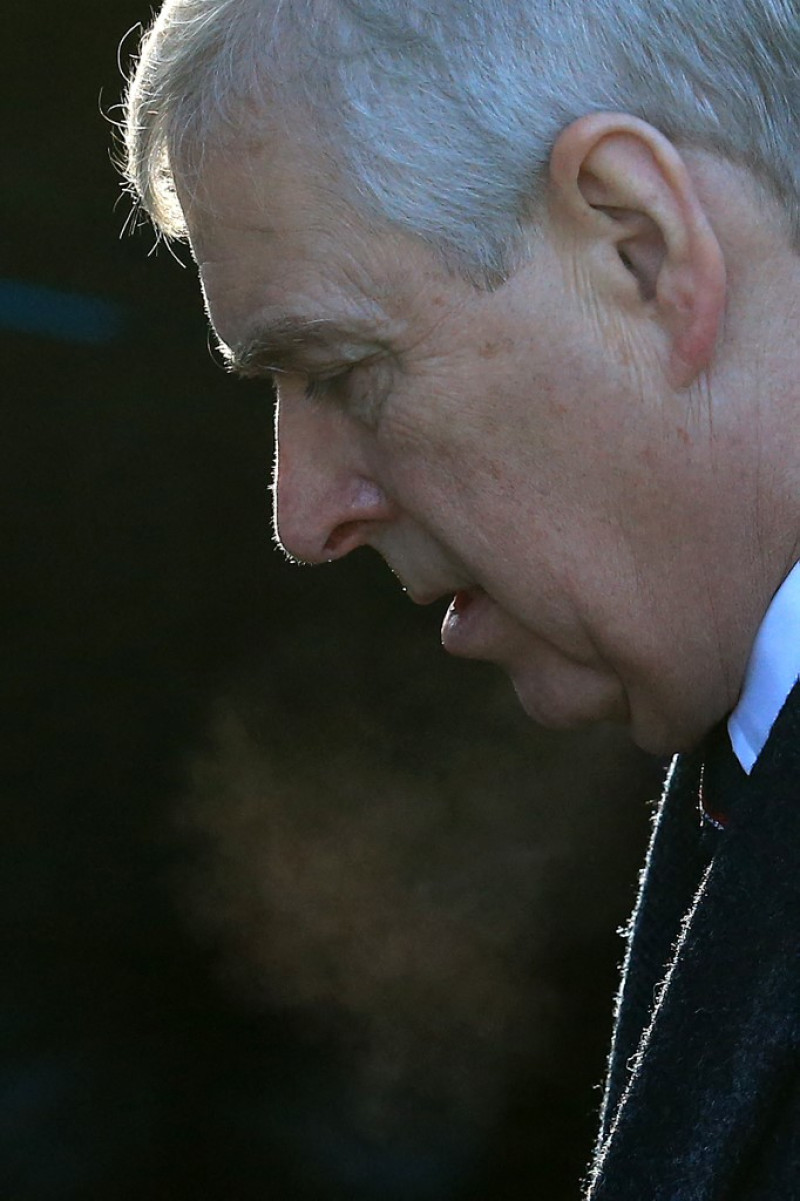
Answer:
[122, 0, 799, 284]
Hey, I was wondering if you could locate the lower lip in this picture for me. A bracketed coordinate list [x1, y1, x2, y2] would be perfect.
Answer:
[441, 588, 495, 657]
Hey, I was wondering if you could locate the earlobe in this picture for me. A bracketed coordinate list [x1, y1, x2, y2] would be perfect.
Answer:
[549, 113, 727, 388]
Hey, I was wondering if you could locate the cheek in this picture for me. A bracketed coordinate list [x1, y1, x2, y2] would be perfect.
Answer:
[375, 390, 534, 562]
[373, 378, 468, 492]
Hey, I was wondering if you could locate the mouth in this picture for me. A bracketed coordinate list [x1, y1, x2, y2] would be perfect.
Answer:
[440, 586, 496, 657]
[447, 588, 479, 616]
[403, 577, 474, 608]
[400, 574, 499, 657]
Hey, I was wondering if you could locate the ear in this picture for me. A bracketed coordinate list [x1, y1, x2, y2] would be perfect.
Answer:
[548, 113, 726, 388]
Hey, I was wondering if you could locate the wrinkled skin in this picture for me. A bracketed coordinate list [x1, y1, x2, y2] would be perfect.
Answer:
[182, 124, 799, 754]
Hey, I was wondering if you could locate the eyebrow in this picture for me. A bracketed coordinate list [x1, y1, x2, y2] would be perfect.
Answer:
[222, 316, 387, 379]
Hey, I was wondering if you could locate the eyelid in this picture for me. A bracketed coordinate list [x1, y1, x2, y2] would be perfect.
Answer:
[303, 374, 337, 402]
[311, 365, 353, 384]
[301, 352, 384, 399]
[275, 351, 392, 425]
[265, 365, 338, 394]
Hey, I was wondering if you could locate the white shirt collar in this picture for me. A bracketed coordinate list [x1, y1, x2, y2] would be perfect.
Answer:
[728, 561, 800, 774]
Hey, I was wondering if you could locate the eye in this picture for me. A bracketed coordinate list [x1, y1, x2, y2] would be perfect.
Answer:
[303, 374, 341, 404]
[302, 361, 392, 429]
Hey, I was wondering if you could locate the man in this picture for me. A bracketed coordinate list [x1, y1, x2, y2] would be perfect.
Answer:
[121, 1, 800, 1195]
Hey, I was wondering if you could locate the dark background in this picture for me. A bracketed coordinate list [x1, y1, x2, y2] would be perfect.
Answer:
[3, 5, 660, 1197]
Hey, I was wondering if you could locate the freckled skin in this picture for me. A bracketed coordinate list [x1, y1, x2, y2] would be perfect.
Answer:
[478, 338, 514, 359]
[183, 135, 800, 754]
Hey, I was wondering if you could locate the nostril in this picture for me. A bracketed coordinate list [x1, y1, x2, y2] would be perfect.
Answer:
[322, 520, 369, 559]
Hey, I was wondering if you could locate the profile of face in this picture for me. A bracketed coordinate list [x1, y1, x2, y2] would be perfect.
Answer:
[183, 114, 785, 755]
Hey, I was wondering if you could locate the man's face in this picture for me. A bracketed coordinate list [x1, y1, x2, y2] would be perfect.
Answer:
[185, 138, 756, 753]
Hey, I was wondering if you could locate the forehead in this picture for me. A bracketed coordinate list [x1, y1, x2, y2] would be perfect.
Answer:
[184, 137, 418, 324]
[182, 135, 442, 358]
[180, 127, 514, 379]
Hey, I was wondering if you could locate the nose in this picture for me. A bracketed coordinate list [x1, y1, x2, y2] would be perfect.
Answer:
[273, 390, 398, 564]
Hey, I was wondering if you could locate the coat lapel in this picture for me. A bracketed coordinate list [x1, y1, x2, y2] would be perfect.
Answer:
[595, 749, 709, 1150]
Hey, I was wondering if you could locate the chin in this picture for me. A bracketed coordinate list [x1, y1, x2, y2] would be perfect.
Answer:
[510, 668, 628, 732]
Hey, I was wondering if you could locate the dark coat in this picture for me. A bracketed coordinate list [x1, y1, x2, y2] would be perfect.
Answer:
[585, 682, 800, 1199]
